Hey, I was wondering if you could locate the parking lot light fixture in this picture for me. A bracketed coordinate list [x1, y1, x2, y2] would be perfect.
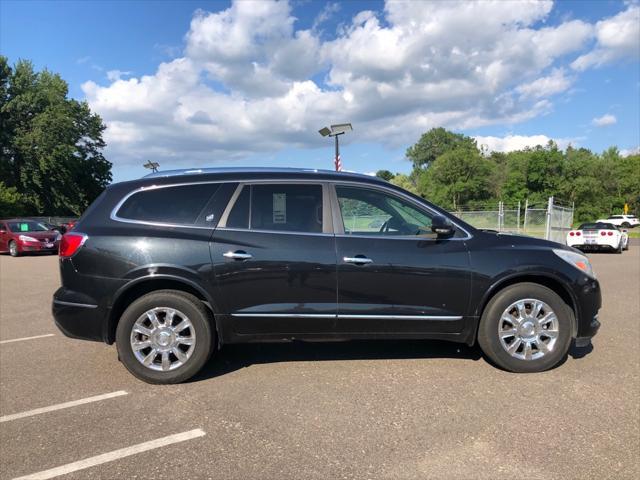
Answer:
[318, 123, 353, 171]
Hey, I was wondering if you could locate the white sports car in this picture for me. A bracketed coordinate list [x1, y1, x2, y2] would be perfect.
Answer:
[567, 222, 629, 253]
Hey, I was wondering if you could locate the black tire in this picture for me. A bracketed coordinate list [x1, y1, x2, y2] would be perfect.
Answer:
[616, 241, 623, 254]
[622, 222, 630, 228]
[9, 241, 19, 257]
[116, 290, 214, 384]
[477, 283, 573, 373]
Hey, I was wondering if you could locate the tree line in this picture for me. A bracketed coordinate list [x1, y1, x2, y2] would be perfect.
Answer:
[377, 128, 640, 223]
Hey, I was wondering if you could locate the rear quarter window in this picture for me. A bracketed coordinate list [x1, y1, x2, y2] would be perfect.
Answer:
[116, 184, 219, 224]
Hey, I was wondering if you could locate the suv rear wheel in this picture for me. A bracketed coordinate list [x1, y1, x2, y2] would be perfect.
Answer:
[116, 290, 214, 384]
[477, 283, 572, 373]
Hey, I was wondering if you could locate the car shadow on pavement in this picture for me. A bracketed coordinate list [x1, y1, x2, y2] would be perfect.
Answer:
[190, 340, 483, 382]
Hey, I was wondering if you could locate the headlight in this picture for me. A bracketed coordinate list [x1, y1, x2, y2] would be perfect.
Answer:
[553, 249, 595, 278]
[18, 235, 38, 242]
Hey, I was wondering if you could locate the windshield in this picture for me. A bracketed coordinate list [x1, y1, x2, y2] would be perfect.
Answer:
[7, 221, 50, 233]
[579, 222, 617, 230]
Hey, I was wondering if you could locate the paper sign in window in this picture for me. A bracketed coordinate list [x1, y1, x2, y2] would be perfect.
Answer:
[273, 193, 286, 224]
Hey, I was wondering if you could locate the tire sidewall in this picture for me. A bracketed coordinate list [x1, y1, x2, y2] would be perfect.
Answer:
[116, 291, 213, 384]
[9, 241, 19, 257]
[478, 283, 573, 373]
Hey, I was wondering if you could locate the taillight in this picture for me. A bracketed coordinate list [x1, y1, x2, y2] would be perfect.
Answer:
[569, 232, 574, 236]
[59, 233, 88, 258]
[600, 231, 606, 236]
[576, 231, 581, 236]
[607, 231, 613, 236]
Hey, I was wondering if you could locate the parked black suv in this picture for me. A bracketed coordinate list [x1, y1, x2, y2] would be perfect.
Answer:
[52, 168, 601, 383]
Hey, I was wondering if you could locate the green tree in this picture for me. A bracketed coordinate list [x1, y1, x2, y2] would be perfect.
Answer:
[390, 173, 419, 195]
[418, 147, 495, 210]
[0, 57, 111, 215]
[406, 127, 477, 171]
[375, 169, 394, 181]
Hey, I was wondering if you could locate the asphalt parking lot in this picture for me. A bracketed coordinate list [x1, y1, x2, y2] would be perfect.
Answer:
[1, 242, 639, 480]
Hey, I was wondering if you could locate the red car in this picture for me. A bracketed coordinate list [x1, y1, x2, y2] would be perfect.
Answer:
[0, 219, 62, 257]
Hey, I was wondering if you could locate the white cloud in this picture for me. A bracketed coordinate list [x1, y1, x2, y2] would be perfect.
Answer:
[592, 114, 617, 127]
[106, 70, 132, 81]
[474, 134, 575, 152]
[620, 146, 640, 157]
[516, 69, 573, 99]
[572, 5, 640, 71]
[81, 0, 632, 167]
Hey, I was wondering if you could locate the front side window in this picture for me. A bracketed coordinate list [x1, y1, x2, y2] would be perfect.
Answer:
[336, 186, 433, 236]
[224, 184, 324, 233]
[117, 184, 219, 224]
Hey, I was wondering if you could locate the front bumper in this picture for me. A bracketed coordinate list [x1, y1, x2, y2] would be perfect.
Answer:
[19, 240, 59, 253]
[573, 277, 601, 344]
[52, 287, 105, 342]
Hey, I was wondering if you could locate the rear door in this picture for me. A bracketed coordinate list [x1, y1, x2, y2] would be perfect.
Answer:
[331, 183, 472, 335]
[210, 181, 337, 335]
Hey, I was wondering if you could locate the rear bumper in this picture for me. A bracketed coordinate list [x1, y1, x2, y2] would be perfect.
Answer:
[52, 288, 105, 342]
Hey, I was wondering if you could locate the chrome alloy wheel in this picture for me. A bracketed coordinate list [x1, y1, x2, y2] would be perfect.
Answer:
[130, 307, 196, 371]
[498, 299, 559, 361]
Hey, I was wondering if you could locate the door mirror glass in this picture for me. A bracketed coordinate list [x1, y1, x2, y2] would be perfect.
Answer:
[431, 215, 455, 237]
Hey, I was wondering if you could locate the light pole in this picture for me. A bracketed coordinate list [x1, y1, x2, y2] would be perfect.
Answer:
[143, 160, 160, 173]
[319, 123, 352, 171]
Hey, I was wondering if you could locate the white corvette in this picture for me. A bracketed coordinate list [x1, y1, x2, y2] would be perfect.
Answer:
[567, 222, 629, 253]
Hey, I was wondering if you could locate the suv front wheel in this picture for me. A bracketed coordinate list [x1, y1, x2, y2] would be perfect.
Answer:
[116, 290, 214, 384]
[477, 283, 572, 373]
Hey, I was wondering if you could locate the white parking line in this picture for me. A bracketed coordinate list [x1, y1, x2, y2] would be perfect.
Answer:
[13, 429, 206, 480]
[0, 334, 55, 344]
[0, 391, 128, 423]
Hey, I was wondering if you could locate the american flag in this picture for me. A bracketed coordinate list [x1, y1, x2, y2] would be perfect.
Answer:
[334, 153, 342, 172]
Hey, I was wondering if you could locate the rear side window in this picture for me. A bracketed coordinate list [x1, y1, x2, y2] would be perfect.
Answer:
[117, 184, 219, 224]
[224, 184, 324, 233]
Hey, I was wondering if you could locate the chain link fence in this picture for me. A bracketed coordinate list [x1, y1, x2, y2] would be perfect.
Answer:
[450, 197, 574, 243]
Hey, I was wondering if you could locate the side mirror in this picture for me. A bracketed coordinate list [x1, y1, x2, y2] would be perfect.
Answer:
[431, 215, 455, 238]
[622, 229, 628, 233]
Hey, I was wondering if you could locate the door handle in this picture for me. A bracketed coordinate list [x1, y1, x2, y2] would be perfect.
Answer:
[223, 250, 253, 260]
[343, 255, 373, 265]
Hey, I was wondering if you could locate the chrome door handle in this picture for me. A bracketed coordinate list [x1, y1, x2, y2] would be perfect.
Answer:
[343, 256, 373, 265]
[223, 250, 253, 260]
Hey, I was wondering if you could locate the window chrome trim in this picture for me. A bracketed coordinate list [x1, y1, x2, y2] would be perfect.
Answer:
[109, 177, 473, 239]
[330, 181, 473, 240]
[110, 180, 229, 229]
[216, 227, 333, 237]
[231, 313, 462, 320]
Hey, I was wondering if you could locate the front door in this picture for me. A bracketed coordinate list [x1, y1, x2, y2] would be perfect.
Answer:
[210, 182, 337, 335]
[332, 184, 471, 335]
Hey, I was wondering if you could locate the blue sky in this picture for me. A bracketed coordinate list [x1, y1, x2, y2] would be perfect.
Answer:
[1, 0, 638, 182]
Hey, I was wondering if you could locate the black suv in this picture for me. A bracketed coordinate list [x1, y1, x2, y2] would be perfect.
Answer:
[52, 168, 601, 383]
